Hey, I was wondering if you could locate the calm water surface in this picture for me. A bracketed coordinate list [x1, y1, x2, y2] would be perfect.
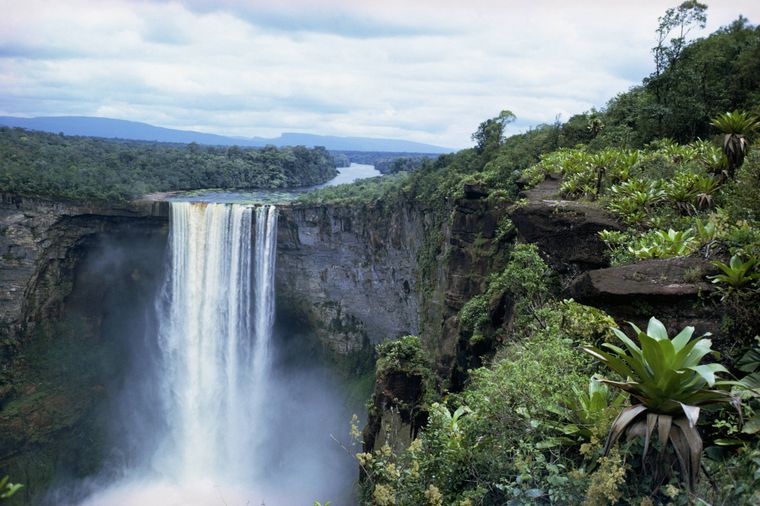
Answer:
[169, 163, 379, 204]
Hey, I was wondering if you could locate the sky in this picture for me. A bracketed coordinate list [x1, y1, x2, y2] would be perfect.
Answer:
[1, 1, 758, 149]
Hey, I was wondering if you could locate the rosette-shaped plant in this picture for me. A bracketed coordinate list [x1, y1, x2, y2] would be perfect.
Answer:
[584, 317, 734, 491]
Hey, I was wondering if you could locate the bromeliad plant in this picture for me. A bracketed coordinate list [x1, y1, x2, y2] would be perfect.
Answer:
[584, 317, 735, 492]
[544, 377, 626, 447]
[709, 254, 759, 294]
[710, 111, 760, 179]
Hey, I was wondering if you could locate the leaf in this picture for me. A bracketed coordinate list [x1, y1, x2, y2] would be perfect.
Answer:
[647, 317, 669, 340]
[737, 346, 760, 373]
[584, 347, 637, 380]
[687, 363, 729, 387]
[671, 325, 694, 351]
[678, 402, 700, 428]
[657, 414, 672, 453]
[672, 418, 703, 492]
[668, 423, 691, 490]
[682, 338, 715, 367]
[714, 438, 745, 446]
[741, 415, 760, 435]
[640, 332, 668, 379]
[642, 413, 658, 459]
[739, 371, 760, 391]
[604, 404, 647, 455]
[613, 327, 642, 357]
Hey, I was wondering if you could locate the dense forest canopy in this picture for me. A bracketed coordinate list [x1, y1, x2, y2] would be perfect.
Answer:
[0, 128, 338, 203]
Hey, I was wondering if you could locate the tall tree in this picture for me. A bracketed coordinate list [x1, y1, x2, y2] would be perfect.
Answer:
[653, 1, 708, 75]
[650, 1, 708, 137]
[472, 110, 516, 155]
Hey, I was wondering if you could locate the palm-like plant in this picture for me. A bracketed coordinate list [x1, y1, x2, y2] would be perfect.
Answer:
[584, 318, 734, 492]
[710, 111, 760, 179]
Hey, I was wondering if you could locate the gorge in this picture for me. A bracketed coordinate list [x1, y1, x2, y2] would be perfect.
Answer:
[1, 170, 727, 504]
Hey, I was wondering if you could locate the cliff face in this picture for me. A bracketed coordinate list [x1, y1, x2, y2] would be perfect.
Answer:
[0, 194, 168, 354]
[275, 193, 512, 376]
[0, 194, 169, 503]
[275, 201, 424, 356]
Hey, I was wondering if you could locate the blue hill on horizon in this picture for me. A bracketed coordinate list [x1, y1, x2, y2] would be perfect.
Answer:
[0, 115, 454, 154]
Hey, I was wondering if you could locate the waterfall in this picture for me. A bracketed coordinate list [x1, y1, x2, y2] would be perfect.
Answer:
[156, 201, 278, 483]
[73, 198, 354, 506]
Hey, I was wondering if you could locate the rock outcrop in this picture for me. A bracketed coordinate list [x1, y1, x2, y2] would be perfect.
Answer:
[566, 256, 721, 337]
[511, 177, 622, 274]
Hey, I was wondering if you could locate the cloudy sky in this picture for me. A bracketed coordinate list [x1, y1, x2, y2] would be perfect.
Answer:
[1, 1, 758, 149]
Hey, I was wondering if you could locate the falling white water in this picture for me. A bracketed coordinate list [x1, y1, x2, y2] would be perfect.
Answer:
[156, 201, 278, 483]
[73, 199, 355, 506]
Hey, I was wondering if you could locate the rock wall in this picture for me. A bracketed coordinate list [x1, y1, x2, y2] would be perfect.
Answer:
[275, 192, 512, 379]
[0, 194, 168, 353]
[275, 201, 424, 356]
[0, 194, 169, 503]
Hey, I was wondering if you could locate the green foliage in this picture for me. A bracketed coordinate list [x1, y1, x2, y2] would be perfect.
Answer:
[652, 1, 708, 76]
[584, 317, 734, 491]
[710, 110, 760, 136]
[626, 228, 698, 260]
[606, 179, 665, 225]
[297, 173, 408, 206]
[735, 340, 760, 437]
[459, 243, 551, 341]
[559, 299, 618, 345]
[0, 128, 338, 202]
[621, 17, 760, 145]
[709, 254, 759, 292]
[351, 11, 760, 505]
[711, 111, 760, 178]
[472, 110, 515, 155]
[0, 476, 22, 500]
[359, 296, 607, 504]
[375, 335, 431, 380]
[724, 149, 760, 223]
[544, 377, 626, 447]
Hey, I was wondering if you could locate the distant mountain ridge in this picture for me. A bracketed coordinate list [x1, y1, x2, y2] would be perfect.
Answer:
[0, 116, 453, 154]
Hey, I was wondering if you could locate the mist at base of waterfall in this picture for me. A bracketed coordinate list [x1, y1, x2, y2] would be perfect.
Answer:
[45, 345, 359, 506]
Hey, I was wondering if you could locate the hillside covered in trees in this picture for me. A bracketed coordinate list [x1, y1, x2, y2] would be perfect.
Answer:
[301, 7, 760, 505]
[0, 128, 338, 203]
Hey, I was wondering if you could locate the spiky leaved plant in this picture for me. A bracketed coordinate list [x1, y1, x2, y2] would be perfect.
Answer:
[710, 111, 760, 179]
[709, 254, 759, 290]
[584, 317, 735, 492]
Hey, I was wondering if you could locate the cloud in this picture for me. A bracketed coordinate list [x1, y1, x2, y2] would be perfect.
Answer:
[0, 0, 758, 148]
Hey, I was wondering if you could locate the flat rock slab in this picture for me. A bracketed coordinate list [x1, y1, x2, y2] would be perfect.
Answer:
[566, 257, 715, 301]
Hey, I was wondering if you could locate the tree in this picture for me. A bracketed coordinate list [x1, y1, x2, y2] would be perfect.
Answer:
[472, 110, 515, 155]
[650, 1, 708, 137]
[653, 1, 708, 75]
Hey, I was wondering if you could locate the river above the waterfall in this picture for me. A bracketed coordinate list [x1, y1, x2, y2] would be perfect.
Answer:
[165, 162, 380, 204]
